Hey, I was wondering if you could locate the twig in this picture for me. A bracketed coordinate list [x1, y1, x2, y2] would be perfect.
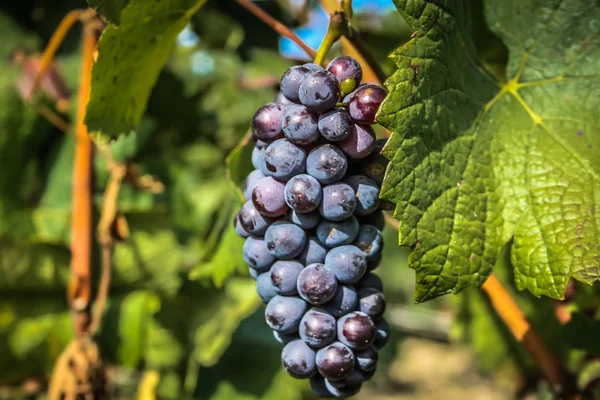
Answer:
[37, 104, 70, 133]
[234, 0, 317, 59]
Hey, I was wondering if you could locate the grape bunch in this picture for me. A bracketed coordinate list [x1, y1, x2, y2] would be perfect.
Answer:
[234, 56, 389, 398]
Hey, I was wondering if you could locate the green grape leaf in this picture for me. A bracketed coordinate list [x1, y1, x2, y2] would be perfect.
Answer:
[85, 0, 208, 140]
[379, 0, 600, 302]
[87, 0, 130, 25]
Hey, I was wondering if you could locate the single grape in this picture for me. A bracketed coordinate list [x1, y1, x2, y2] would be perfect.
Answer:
[322, 285, 358, 318]
[325, 245, 367, 284]
[303, 63, 324, 71]
[262, 139, 307, 181]
[358, 209, 385, 231]
[299, 309, 337, 348]
[297, 263, 338, 305]
[319, 183, 357, 222]
[326, 56, 363, 93]
[265, 222, 307, 259]
[298, 70, 341, 112]
[252, 103, 285, 142]
[353, 224, 384, 260]
[316, 216, 360, 248]
[270, 260, 304, 295]
[362, 368, 376, 382]
[265, 295, 308, 333]
[281, 65, 309, 103]
[297, 236, 328, 265]
[309, 375, 335, 398]
[273, 331, 297, 345]
[317, 108, 353, 142]
[284, 174, 322, 213]
[234, 213, 250, 238]
[248, 267, 259, 280]
[282, 105, 320, 145]
[239, 201, 274, 236]
[325, 370, 364, 397]
[339, 124, 376, 159]
[360, 138, 389, 185]
[243, 169, 265, 201]
[337, 311, 376, 350]
[243, 237, 276, 271]
[355, 346, 378, 372]
[356, 272, 383, 292]
[252, 146, 265, 170]
[358, 288, 386, 319]
[367, 253, 382, 271]
[274, 91, 296, 105]
[256, 272, 278, 303]
[282, 339, 317, 379]
[289, 209, 321, 230]
[252, 176, 288, 217]
[306, 144, 348, 184]
[345, 175, 380, 216]
[315, 341, 355, 381]
[373, 318, 390, 349]
[347, 84, 387, 124]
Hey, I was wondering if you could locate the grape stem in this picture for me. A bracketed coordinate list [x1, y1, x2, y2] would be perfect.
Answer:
[314, 11, 345, 66]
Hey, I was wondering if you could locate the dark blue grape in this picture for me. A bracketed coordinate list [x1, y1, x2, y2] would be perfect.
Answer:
[284, 174, 322, 213]
[248, 267, 259, 280]
[358, 288, 386, 319]
[347, 84, 387, 125]
[243, 237, 275, 271]
[297, 236, 327, 265]
[356, 272, 383, 292]
[265, 222, 307, 259]
[345, 175, 380, 216]
[282, 339, 317, 379]
[309, 375, 335, 398]
[252, 176, 288, 217]
[322, 285, 358, 318]
[367, 253, 382, 271]
[316, 216, 359, 248]
[317, 108, 353, 142]
[306, 144, 348, 184]
[252, 146, 265, 170]
[270, 260, 304, 295]
[326, 56, 363, 92]
[289, 210, 321, 230]
[255, 139, 268, 149]
[262, 139, 306, 181]
[355, 346, 378, 372]
[281, 65, 309, 103]
[298, 70, 340, 112]
[325, 370, 364, 397]
[234, 213, 250, 238]
[243, 169, 265, 201]
[315, 341, 355, 381]
[319, 183, 357, 221]
[275, 91, 296, 106]
[282, 105, 320, 145]
[325, 245, 367, 284]
[360, 138, 388, 185]
[256, 272, 278, 303]
[299, 309, 336, 348]
[239, 201, 274, 236]
[373, 318, 390, 349]
[265, 295, 308, 333]
[337, 311, 376, 350]
[273, 331, 297, 345]
[339, 124, 376, 159]
[362, 367, 376, 382]
[303, 63, 324, 71]
[297, 264, 338, 305]
[252, 103, 285, 142]
[358, 209, 385, 231]
[353, 224, 383, 259]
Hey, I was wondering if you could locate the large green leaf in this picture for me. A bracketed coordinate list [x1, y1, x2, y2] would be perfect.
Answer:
[379, 0, 600, 302]
[85, 0, 208, 140]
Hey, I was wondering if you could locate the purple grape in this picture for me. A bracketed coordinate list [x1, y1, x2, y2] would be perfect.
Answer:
[373, 318, 390, 349]
[322, 285, 358, 318]
[298, 70, 341, 112]
[362, 367, 376, 381]
[243, 237, 276, 271]
[325, 370, 364, 397]
[297, 263, 338, 305]
[345, 175, 380, 216]
[238, 201, 275, 236]
[353, 224, 384, 260]
[299, 309, 337, 348]
[360, 138, 389, 185]
[339, 124, 376, 159]
[303, 63, 324, 71]
[282, 105, 320, 145]
[265, 222, 307, 259]
[315, 341, 355, 381]
[297, 236, 327, 265]
[355, 346, 378, 372]
[367, 253, 382, 271]
[252, 176, 288, 217]
[289, 209, 321, 230]
[252, 103, 285, 142]
[255, 139, 268, 149]
[252, 146, 265, 170]
[317, 108, 353, 142]
[243, 169, 265, 201]
[358, 209, 385, 231]
[319, 183, 357, 221]
[356, 272, 383, 292]
[347, 84, 387, 124]
[273, 331, 297, 345]
[274, 91, 296, 105]
[309, 375, 335, 398]
[270, 260, 304, 295]
[280, 65, 309, 103]
[234, 213, 250, 238]
[282, 339, 317, 379]
[316, 216, 360, 248]
[265, 295, 308, 333]
[256, 272, 278, 303]
[306, 144, 348, 184]
[327, 56, 362, 95]
[262, 139, 307, 181]
[249, 267, 259, 280]
[284, 174, 323, 213]
[337, 311, 376, 350]
[325, 245, 367, 284]
[358, 288, 386, 319]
